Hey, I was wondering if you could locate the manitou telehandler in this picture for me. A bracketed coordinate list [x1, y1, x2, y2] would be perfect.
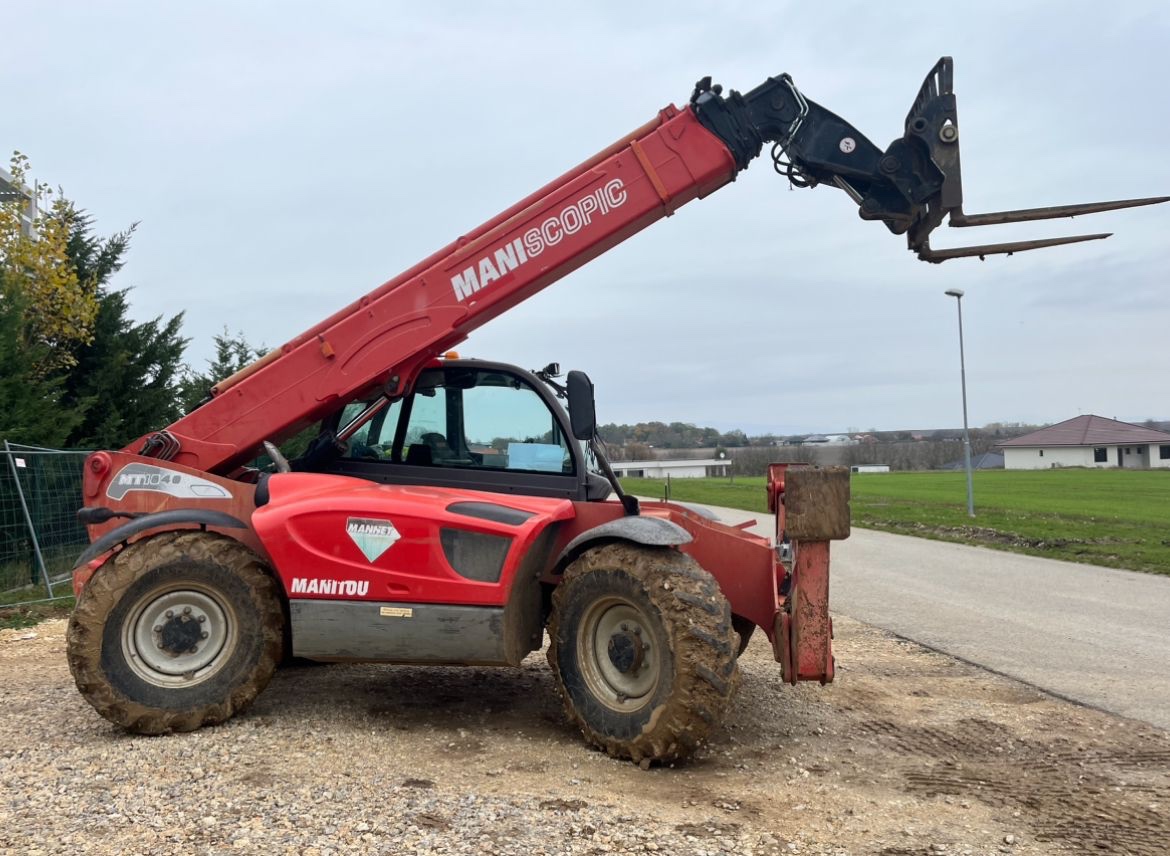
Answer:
[67, 58, 1164, 763]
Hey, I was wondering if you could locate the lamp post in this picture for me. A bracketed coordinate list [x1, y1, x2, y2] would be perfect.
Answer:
[945, 288, 975, 518]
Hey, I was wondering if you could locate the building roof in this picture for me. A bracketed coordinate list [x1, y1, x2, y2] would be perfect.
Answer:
[997, 415, 1170, 448]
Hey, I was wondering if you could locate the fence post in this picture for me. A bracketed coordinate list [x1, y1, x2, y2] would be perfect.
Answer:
[4, 440, 55, 598]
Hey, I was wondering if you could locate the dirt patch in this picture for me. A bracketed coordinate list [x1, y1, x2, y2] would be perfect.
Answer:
[875, 520, 1134, 553]
[1, 616, 1168, 854]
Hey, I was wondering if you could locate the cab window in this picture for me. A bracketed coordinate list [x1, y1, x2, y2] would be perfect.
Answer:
[340, 399, 403, 460]
[341, 368, 573, 474]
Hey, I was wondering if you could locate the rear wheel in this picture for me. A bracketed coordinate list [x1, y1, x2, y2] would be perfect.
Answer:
[547, 543, 740, 764]
[67, 531, 284, 734]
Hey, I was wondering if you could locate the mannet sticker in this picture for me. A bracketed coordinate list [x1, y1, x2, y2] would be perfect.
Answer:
[106, 463, 231, 501]
[346, 517, 400, 563]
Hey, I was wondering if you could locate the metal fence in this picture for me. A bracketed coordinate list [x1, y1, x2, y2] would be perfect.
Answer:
[1, 442, 90, 605]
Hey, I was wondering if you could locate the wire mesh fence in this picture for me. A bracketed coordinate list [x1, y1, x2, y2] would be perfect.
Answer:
[1, 442, 90, 605]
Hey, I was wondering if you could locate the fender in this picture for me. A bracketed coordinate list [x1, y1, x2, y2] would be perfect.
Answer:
[74, 509, 249, 569]
[554, 516, 692, 571]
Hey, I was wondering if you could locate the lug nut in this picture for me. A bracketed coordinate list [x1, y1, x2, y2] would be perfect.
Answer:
[157, 643, 165, 649]
[620, 623, 629, 632]
[632, 626, 641, 636]
[189, 646, 198, 654]
[153, 625, 162, 633]
[197, 615, 206, 624]
[165, 610, 174, 618]
[183, 606, 192, 615]
[201, 631, 209, 639]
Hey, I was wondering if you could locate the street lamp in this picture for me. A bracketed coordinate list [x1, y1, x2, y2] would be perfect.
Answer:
[945, 288, 975, 517]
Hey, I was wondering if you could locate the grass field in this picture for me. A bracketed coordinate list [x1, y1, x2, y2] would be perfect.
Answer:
[0, 585, 74, 630]
[623, 469, 1170, 575]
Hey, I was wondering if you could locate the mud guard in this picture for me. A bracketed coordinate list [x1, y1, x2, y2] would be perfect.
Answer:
[554, 516, 692, 571]
[73, 509, 250, 569]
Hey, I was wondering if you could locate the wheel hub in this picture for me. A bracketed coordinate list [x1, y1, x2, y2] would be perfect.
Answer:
[578, 599, 661, 711]
[157, 610, 204, 656]
[606, 630, 645, 674]
[122, 587, 235, 686]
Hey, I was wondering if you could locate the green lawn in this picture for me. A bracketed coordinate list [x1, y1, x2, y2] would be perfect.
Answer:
[622, 469, 1170, 575]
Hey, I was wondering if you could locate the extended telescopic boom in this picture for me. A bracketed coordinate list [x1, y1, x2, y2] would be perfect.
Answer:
[131, 58, 1165, 474]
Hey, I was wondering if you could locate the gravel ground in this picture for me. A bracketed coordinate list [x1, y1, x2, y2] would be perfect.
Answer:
[2, 615, 1168, 855]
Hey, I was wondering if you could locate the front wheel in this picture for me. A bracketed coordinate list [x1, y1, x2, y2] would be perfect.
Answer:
[547, 544, 740, 764]
[67, 531, 284, 734]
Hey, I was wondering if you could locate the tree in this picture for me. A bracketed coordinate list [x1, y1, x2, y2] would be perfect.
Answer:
[0, 276, 75, 444]
[0, 152, 99, 372]
[179, 329, 267, 414]
[64, 288, 189, 448]
[58, 212, 189, 448]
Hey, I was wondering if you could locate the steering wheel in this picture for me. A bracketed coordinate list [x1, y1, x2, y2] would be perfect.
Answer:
[263, 441, 291, 473]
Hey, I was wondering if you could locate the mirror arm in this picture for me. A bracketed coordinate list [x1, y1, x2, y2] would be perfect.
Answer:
[590, 436, 639, 516]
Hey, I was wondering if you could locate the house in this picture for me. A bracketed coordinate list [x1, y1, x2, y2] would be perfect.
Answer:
[610, 458, 731, 479]
[997, 415, 1170, 470]
[823, 434, 857, 445]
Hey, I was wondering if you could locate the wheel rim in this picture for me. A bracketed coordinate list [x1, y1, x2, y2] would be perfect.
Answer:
[577, 595, 662, 712]
[121, 584, 238, 687]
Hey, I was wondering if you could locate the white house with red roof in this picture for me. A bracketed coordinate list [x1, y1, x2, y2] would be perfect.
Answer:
[997, 415, 1170, 470]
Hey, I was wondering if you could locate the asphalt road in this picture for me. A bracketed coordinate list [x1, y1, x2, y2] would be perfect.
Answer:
[693, 501, 1170, 730]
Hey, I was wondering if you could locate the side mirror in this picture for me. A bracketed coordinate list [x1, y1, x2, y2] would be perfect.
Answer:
[566, 370, 597, 441]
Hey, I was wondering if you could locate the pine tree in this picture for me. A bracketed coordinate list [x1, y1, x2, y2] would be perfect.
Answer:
[60, 212, 189, 448]
[179, 329, 266, 414]
[0, 276, 81, 445]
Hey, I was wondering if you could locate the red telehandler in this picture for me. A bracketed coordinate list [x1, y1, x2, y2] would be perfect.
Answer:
[66, 59, 1164, 763]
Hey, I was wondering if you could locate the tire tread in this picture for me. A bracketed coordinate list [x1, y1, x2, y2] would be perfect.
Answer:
[67, 531, 283, 735]
[547, 543, 740, 764]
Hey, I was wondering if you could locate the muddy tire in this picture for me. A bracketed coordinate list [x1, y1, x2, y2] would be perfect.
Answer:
[547, 544, 740, 764]
[67, 531, 284, 734]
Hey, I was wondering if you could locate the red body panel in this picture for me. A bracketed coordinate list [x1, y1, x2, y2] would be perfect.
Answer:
[252, 473, 575, 607]
[72, 451, 262, 593]
[252, 477, 784, 633]
[127, 107, 737, 474]
[77, 457, 788, 647]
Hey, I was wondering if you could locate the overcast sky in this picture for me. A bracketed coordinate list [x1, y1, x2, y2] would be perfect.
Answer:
[6, 1, 1168, 435]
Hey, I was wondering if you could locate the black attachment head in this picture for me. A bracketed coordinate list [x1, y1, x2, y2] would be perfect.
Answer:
[692, 57, 1167, 263]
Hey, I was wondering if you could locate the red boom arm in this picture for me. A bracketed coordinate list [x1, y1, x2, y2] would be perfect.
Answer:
[137, 105, 736, 474]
